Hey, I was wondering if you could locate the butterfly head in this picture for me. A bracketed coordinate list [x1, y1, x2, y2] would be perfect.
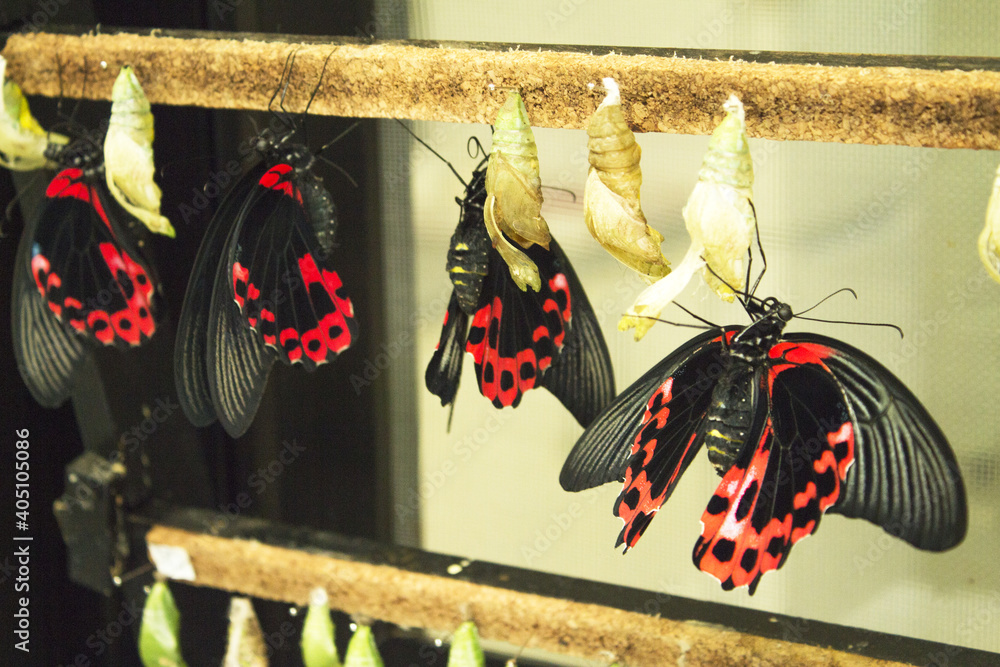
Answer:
[744, 296, 793, 325]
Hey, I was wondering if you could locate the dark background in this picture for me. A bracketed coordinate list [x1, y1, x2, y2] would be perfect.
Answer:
[0, 1, 417, 665]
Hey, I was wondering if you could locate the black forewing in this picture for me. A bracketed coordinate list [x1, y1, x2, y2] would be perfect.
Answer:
[174, 162, 267, 427]
[206, 207, 276, 438]
[535, 238, 615, 427]
[560, 328, 729, 492]
[11, 213, 87, 407]
[425, 292, 468, 406]
[785, 333, 968, 551]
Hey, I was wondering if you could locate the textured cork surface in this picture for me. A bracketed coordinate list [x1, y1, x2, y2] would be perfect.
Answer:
[3, 31, 1000, 149]
[146, 525, 912, 667]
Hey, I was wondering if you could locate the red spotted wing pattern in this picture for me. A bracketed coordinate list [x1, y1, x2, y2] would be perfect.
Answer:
[31, 168, 157, 347]
[426, 161, 614, 427]
[229, 163, 356, 370]
[13, 142, 162, 408]
[175, 143, 357, 438]
[561, 297, 966, 594]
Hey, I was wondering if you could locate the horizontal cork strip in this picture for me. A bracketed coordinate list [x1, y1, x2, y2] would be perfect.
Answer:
[3, 30, 1000, 149]
[145, 524, 912, 667]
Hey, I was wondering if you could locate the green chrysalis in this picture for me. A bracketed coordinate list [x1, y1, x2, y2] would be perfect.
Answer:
[343, 625, 384, 667]
[0, 54, 68, 171]
[446, 621, 485, 667]
[138, 581, 188, 667]
[621, 94, 757, 339]
[483, 90, 551, 292]
[301, 588, 341, 667]
[104, 65, 175, 238]
[978, 162, 1000, 284]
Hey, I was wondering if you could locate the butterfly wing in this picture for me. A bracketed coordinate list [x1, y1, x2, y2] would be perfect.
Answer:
[174, 162, 265, 427]
[425, 292, 469, 407]
[465, 234, 613, 426]
[230, 163, 357, 371]
[29, 168, 158, 348]
[788, 334, 968, 551]
[206, 214, 277, 438]
[11, 211, 87, 407]
[693, 340, 855, 593]
[533, 238, 615, 427]
[560, 328, 726, 493]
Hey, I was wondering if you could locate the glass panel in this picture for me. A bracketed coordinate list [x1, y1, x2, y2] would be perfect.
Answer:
[406, 1, 1000, 654]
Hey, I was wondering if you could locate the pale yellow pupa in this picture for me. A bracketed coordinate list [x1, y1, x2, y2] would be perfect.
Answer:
[978, 163, 1000, 284]
[584, 77, 669, 281]
[484, 90, 551, 292]
[222, 597, 268, 667]
[104, 65, 175, 237]
[0, 55, 67, 171]
[621, 94, 756, 340]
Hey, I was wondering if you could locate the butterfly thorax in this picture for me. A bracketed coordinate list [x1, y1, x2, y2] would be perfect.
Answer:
[704, 299, 792, 474]
[447, 164, 490, 314]
[265, 142, 338, 253]
[46, 136, 104, 180]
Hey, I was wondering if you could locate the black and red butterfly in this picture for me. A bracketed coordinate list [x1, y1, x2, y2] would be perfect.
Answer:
[560, 292, 967, 594]
[13, 134, 161, 407]
[425, 147, 615, 427]
[174, 64, 357, 438]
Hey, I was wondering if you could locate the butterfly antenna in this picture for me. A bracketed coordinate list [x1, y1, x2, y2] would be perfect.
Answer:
[393, 119, 468, 187]
[314, 120, 361, 158]
[795, 287, 858, 316]
[791, 288, 903, 337]
[308, 154, 356, 189]
[795, 314, 904, 338]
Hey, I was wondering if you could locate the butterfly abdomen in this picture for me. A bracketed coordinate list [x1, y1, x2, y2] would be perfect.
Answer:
[704, 362, 760, 474]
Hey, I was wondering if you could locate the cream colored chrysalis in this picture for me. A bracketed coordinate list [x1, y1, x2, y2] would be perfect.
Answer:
[104, 65, 175, 237]
[484, 90, 551, 292]
[978, 163, 1000, 284]
[0, 55, 68, 171]
[222, 597, 268, 666]
[584, 77, 669, 281]
[620, 94, 756, 340]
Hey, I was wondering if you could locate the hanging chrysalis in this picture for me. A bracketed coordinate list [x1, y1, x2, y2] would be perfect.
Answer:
[484, 90, 551, 292]
[584, 78, 669, 281]
[301, 588, 341, 667]
[138, 580, 189, 667]
[446, 621, 485, 667]
[0, 55, 67, 171]
[978, 163, 1000, 284]
[223, 597, 268, 667]
[343, 625, 384, 667]
[104, 65, 175, 238]
[620, 94, 756, 340]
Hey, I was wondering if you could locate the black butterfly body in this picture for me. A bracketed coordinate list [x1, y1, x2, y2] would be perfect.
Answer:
[425, 159, 615, 427]
[174, 134, 357, 438]
[560, 296, 967, 593]
[13, 135, 161, 407]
